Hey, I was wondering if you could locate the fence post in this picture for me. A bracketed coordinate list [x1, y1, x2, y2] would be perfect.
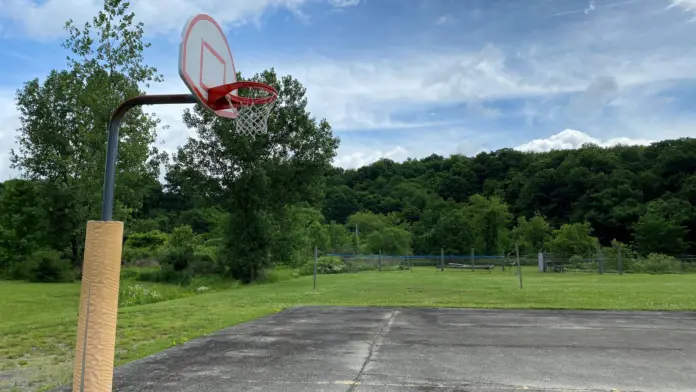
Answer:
[680, 258, 684, 274]
[313, 246, 318, 291]
[596, 242, 603, 275]
[516, 244, 522, 289]
[471, 248, 475, 272]
[440, 248, 444, 271]
[407, 251, 412, 271]
[501, 251, 505, 272]
[617, 245, 623, 275]
[379, 249, 382, 272]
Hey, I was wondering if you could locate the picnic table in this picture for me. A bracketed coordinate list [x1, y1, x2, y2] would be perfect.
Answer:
[447, 263, 495, 272]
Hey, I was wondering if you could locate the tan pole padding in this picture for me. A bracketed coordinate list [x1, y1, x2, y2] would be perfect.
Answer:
[73, 220, 124, 392]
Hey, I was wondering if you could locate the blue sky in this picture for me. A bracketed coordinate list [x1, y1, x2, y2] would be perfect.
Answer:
[1, 0, 696, 180]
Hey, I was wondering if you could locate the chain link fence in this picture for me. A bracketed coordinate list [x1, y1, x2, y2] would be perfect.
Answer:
[540, 253, 696, 274]
[315, 250, 696, 275]
[324, 252, 509, 273]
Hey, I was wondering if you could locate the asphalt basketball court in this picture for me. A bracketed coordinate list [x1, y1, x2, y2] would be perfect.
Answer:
[57, 306, 696, 392]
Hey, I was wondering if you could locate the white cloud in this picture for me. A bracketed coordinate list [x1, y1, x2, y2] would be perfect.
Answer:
[515, 129, 654, 153]
[0, 0, 311, 40]
[264, 47, 569, 131]
[328, 0, 360, 7]
[670, 0, 696, 13]
[0, 91, 20, 180]
[332, 125, 500, 169]
[334, 146, 408, 169]
[435, 15, 452, 25]
[249, 37, 696, 132]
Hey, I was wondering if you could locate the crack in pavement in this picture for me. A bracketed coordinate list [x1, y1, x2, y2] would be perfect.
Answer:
[347, 309, 399, 392]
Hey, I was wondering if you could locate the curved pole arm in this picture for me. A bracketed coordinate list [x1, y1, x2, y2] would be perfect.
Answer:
[101, 94, 198, 221]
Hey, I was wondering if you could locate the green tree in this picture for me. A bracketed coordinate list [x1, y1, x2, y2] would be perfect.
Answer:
[547, 222, 597, 257]
[511, 214, 552, 254]
[633, 198, 690, 255]
[271, 205, 329, 267]
[427, 208, 477, 255]
[168, 69, 339, 282]
[366, 226, 412, 255]
[325, 221, 353, 253]
[0, 180, 50, 273]
[10, 0, 165, 263]
[346, 211, 389, 237]
[466, 194, 512, 254]
[345, 211, 392, 253]
[322, 185, 359, 224]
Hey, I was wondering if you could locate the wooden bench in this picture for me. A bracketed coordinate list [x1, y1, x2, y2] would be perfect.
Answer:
[447, 263, 495, 272]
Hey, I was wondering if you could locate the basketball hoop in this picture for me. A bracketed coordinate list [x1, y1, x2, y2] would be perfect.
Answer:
[208, 81, 278, 136]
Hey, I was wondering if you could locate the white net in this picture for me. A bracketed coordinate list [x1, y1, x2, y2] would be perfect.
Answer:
[224, 88, 276, 136]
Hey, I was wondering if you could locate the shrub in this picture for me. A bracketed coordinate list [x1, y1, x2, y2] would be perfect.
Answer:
[15, 250, 74, 283]
[346, 259, 379, 272]
[120, 268, 140, 280]
[402, 258, 433, 267]
[118, 284, 164, 307]
[631, 253, 679, 274]
[122, 247, 158, 264]
[568, 255, 584, 264]
[125, 230, 169, 250]
[170, 225, 197, 249]
[257, 269, 281, 284]
[188, 254, 217, 275]
[137, 268, 159, 282]
[158, 247, 192, 272]
[138, 263, 192, 285]
[122, 230, 170, 264]
[566, 255, 598, 271]
[195, 246, 218, 262]
[299, 256, 346, 276]
[204, 238, 223, 247]
[299, 262, 313, 276]
[127, 258, 160, 268]
[257, 266, 299, 283]
[128, 219, 160, 235]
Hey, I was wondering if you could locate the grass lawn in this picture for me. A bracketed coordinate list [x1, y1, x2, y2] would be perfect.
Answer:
[2, 266, 696, 391]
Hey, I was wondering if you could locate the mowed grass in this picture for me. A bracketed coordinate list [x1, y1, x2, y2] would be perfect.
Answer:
[2, 267, 696, 391]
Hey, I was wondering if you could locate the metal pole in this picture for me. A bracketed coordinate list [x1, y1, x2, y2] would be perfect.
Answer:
[101, 94, 197, 221]
[617, 245, 623, 275]
[440, 248, 444, 271]
[379, 249, 382, 272]
[471, 248, 475, 272]
[82, 93, 196, 392]
[516, 244, 522, 289]
[313, 246, 318, 291]
[501, 251, 505, 272]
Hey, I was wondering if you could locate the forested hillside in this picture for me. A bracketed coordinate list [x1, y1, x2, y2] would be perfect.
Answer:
[320, 139, 696, 256]
[157, 138, 696, 259]
[4, 137, 695, 284]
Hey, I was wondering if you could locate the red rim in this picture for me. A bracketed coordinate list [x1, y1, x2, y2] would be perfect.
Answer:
[208, 81, 278, 109]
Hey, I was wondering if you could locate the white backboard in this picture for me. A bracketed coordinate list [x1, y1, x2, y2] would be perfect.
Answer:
[179, 14, 238, 118]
